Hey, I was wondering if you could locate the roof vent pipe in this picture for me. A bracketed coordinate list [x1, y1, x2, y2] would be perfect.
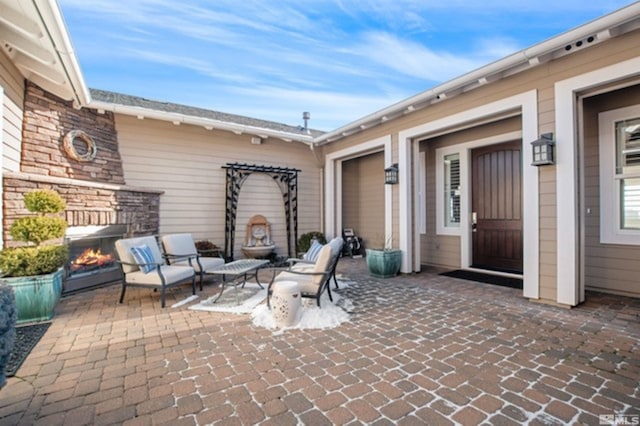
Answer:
[303, 111, 310, 132]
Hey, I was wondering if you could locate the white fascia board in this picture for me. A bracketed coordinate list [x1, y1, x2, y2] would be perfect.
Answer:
[33, 0, 91, 106]
[90, 100, 315, 145]
[314, 2, 640, 145]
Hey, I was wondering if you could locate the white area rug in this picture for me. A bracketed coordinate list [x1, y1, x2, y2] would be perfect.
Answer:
[251, 283, 354, 333]
[188, 282, 267, 314]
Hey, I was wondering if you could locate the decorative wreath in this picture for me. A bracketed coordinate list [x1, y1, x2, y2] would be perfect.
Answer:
[63, 130, 97, 162]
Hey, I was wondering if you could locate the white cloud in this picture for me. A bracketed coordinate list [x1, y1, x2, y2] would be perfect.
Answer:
[355, 32, 483, 82]
[60, 0, 634, 130]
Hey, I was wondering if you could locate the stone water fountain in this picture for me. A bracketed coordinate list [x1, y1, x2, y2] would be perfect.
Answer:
[241, 214, 276, 258]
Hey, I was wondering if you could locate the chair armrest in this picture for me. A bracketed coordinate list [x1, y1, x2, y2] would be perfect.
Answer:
[278, 268, 329, 278]
[286, 258, 314, 266]
[163, 253, 198, 265]
[117, 259, 161, 268]
[116, 259, 164, 272]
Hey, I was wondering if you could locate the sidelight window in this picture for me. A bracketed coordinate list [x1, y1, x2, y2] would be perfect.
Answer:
[444, 153, 461, 227]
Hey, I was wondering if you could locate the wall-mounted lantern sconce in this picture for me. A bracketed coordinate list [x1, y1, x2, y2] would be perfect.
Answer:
[531, 133, 555, 166]
[385, 163, 399, 184]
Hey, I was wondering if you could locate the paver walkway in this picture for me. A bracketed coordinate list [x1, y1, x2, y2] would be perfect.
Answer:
[0, 259, 638, 425]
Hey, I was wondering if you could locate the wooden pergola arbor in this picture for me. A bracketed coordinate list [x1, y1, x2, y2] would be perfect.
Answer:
[223, 163, 300, 261]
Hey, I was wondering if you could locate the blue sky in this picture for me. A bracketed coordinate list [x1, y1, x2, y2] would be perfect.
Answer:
[59, 0, 633, 131]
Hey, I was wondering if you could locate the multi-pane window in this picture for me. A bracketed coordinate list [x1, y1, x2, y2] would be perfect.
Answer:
[616, 118, 640, 230]
[599, 106, 640, 244]
[444, 153, 461, 227]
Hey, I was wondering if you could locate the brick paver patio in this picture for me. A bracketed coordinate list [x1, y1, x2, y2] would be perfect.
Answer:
[0, 258, 638, 425]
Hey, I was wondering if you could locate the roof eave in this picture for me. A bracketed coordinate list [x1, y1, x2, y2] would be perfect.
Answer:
[313, 2, 640, 145]
[89, 100, 316, 146]
[33, 0, 91, 106]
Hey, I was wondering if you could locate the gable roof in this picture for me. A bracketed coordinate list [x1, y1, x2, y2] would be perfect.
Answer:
[89, 89, 321, 145]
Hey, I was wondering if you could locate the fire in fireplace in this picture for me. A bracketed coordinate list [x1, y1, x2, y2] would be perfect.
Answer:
[69, 248, 115, 273]
[64, 225, 127, 294]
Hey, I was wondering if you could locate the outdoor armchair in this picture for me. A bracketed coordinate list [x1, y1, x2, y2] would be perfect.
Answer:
[269, 243, 340, 307]
[161, 233, 225, 290]
[287, 237, 344, 289]
[114, 236, 196, 308]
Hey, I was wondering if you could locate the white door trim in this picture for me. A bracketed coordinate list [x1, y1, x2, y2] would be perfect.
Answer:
[324, 135, 392, 241]
[555, 56, 640, 306]
[398, 90, 539, 298]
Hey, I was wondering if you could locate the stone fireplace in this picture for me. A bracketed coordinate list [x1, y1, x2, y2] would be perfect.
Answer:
[3, 82, 163, 293]
[64, 225, 126, 293]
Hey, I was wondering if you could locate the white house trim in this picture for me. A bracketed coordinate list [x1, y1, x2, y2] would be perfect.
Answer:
[598, 105, 640, 245]
[398, 90, 539, 298]
[555, 56, 640, 306]
[324, 135, 393, 241]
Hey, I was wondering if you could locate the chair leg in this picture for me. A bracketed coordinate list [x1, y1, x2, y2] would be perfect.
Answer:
[267, 280, 275, 309]
[119, 283, 126, 304]
[333, 271, 339, 289]
[191, 275, 196, 295]
[161, 286, 166, 308]
[326, 283, 333, 302]
[198, 272, 204, 291]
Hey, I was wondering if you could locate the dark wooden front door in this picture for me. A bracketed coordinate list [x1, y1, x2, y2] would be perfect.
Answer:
[471, 140, 523, 273]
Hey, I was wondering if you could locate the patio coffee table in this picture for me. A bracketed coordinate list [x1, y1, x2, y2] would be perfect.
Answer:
[205, 259, 270, 305]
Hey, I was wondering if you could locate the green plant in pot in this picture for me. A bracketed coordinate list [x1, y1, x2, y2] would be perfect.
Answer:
[298, 231, 326, 255]
[365, 235, 402, 279]
[0, 190, 69, 324]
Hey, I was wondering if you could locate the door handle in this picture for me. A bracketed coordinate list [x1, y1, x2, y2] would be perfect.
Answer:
[471, 212, 477, 232]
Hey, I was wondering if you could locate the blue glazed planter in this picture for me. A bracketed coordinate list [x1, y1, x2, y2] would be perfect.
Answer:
[365, 249, 402, 278]
[3, 268, 63, 325]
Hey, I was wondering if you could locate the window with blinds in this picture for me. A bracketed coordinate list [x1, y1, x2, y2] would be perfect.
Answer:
[444, 153, 461, 227]
[616, 119, 640, 230]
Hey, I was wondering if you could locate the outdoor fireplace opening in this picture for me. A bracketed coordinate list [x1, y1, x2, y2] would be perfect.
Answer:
[64, 225, 127, 293]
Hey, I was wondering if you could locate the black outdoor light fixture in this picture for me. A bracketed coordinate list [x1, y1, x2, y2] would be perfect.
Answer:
[385, 163, 399, 184]
[531, 132, 555, 166]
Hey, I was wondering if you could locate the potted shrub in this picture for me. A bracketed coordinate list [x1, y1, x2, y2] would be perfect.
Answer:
[365, 235, 402, 278]
[0, 190, 69, 324]
[298, 231, 327, 255]
[194, 240, 220, 257]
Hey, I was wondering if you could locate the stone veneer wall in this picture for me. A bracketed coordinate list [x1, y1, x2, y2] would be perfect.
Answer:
[2, 82, 161, 244]
[21, 82, 125, 184]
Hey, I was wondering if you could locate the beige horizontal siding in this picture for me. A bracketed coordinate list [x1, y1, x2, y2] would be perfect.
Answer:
[324, 29, 640, 301]
[115, 115, 321, 257]
[582, 84, 640, 297]
[341, 152, 384, 248]
[1, 50, 24, 173]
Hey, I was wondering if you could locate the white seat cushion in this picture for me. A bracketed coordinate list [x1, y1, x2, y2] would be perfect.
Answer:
[274, 271, 317, 294]
[291, 263, 314, 272]
[161, 233, 198, 261]
[126, 265, 194, 285]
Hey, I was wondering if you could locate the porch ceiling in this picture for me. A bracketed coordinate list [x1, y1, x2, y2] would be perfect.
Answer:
[0, 0, 89, 106]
